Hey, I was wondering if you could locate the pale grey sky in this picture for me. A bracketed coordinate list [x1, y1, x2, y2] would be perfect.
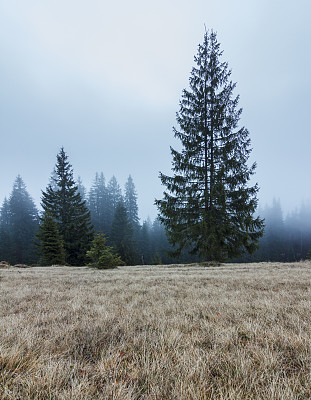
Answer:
[1, 0, 310, 220]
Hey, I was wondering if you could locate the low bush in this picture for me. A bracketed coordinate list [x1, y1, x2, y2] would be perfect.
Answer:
[86, 234, 124, 269]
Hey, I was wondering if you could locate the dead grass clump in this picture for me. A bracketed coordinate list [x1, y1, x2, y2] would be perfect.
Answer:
[0, 261, 10, 268]
[0, 261, 310, 399]
[13, 264, 30, 268]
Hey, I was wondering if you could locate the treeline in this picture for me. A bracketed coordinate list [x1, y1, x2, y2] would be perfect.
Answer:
[0, 148, 172, 266]
[236, 199, 311, 262]
[0, 176, 39, 265]
[1, 149, 311, 266]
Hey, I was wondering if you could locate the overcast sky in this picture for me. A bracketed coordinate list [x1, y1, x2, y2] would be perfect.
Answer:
[1, 0, 310, 220]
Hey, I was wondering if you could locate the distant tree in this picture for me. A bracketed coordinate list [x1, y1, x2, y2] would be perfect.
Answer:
[150, 217, 173, 264]
[88, 172, 110, 234]
[37, 212, 65, 266]
[41, 147, 93, 265]
[110, 201, 136, 265]
[107, 175, 123, 209]
[137, 217, 173, 265]
[7, 176, 39, 264]
[138, 219, 152, 264]
[0, 198, 13, 262]
[88, 172, 100, 229]
[86, 233, 123, 269]
[247, 199, 285, 262]
[151, 251, 162, 265]
[105, 176, 123, 231]
[124, 175, 140, 257]
[156, 31, 264, 262]
[76, 176, 87, 202]
[285, 203, 311, 260]
[262, 199, 286, 261]
[124, 175, 139, 227]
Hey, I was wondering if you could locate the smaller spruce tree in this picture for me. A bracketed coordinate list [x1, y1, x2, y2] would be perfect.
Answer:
[37, 212, 65, 266]
[87, 234, 123, 269]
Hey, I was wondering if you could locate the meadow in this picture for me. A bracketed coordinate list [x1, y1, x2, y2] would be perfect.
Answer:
[0, 261, 310, 399]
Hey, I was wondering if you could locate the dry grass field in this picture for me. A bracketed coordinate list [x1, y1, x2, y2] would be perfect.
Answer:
[0, 262, 310, 399]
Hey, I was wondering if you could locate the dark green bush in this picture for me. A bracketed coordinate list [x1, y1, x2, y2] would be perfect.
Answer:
[86, 234, 124, 269]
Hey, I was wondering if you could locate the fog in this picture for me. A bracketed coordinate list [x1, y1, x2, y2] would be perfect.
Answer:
[1, 0, 310, 220]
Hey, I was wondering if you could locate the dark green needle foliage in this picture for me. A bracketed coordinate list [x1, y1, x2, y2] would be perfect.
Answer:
[88, 172, 111, 234]
[0, 198, 13, 262]
[37, 212, 65, 266]
[156, 31, 264, 262]
[110, 201, 137, 265]
[124, 175, 140, 228]
[5, 176, 39, 264]
[106, 176, 123, 230]
[41, 147, 93, 265]
[86, 233, 123, 269]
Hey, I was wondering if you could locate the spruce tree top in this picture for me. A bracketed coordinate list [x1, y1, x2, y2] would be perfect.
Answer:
[156, 30, 264, 262]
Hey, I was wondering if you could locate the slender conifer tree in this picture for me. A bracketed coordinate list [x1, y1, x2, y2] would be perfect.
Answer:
[156, 31, 264, 261]
[37, 212, 65, 265]
[41, 147, 93, 265]
[124, 175, 139, 227]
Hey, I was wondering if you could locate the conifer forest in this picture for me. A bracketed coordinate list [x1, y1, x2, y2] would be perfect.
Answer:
[1, 31, 310, 267]
[1, 153, 311, 267]
[0, 149, 172, 267]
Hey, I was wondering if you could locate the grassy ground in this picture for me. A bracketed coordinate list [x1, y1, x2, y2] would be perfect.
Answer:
[0, 262, 310, 399]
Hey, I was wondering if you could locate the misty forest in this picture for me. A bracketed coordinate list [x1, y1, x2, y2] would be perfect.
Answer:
[1, 167, 310, 268]
[1, 31, 311, 268]
[2, 2, 311, 396]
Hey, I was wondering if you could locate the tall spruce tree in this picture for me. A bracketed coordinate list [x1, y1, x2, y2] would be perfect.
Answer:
[124, 175, 140, 258]
[156, 31, 264, 262]
[124, 175, 139, 227]
[41, 147, 93, 265]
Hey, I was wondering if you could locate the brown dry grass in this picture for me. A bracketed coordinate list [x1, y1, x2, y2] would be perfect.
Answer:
[0, 261, 310, 399]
